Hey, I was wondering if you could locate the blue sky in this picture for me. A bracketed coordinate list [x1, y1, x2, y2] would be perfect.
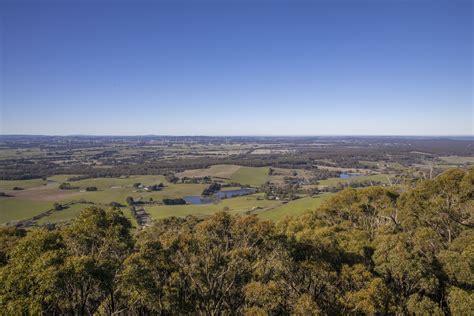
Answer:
[0, 0, 472, 135]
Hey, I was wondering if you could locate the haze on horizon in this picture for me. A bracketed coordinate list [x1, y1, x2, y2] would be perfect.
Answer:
[0, 0, 472, 136]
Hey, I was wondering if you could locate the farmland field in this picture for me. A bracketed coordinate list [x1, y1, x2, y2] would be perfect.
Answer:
[1, 136, 472, 228]
[317, 174, 392, 187]
[147, 194, 281, 220]
[37, 204, 138, 227]
[259, 193, 333, 221]
[177, 165, 272, 187]
[0, 176, 206, 225]
[0, 179, 48, 190]
[36, 203, 94, 225]
[0, 199, 53, 223]
[438, 156, 474, 164]
[229, 166, 271, 186]
[1, 3, 472, 312]
[70, 175, 167, 190]
[176, 164, 241, 178]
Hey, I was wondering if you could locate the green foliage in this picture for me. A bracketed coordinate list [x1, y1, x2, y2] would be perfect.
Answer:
[0, 168, 472, 314]
[406, 293, 444, 316]
[447, 286, 474, 315]
[0, 207, 133, 314]
[0, 227, 26, 265]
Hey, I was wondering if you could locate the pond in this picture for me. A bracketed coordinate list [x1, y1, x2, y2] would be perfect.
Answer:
[184, 188, 256, 205]
[339, 173, 361, 179]
[183, 196, 213, 205]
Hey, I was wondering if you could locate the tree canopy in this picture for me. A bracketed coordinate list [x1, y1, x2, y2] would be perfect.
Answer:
[1, 167, 472, 314]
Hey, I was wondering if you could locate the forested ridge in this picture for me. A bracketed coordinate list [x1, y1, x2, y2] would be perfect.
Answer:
[0, 168, 472, 315]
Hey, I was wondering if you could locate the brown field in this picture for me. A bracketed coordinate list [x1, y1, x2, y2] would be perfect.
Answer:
[176, 164, 241, 178]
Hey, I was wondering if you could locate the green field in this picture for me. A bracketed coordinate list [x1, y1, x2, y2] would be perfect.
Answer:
[258, 194, 332, 221]
[0, 148, 46, 160]
[146, 192, 331, 222]
[0, 179, 48, 190]
[230, 166, 270, 187]
[358, 160, 379, 167]
[439, 156, 474, 164]
[146, 193, 280, 220]
[36, 203, 94, 225]
[0, 171, 392, 226]
[47, 175, 79, 183]
[39, 182, 208, 206]
[70, 175, 167, 190]
[0, 177, 206, 225]
[0, 174, 83, 191]
[318, 174, 391, 187]
[37, 204, 138, 227]
[0, 198, 52, 223]
[177, 165, 272, 187]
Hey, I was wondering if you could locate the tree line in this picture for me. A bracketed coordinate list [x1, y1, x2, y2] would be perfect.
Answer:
[0, 167, 472, 314]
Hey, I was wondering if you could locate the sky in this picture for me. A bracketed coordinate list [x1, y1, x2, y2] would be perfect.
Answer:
[0, 0, 472, 136]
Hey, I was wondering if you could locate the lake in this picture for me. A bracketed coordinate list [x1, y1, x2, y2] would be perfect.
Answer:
[184, 188, 255, 205]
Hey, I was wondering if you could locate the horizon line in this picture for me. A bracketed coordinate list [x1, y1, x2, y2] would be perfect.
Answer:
[1, 134, 473, 138]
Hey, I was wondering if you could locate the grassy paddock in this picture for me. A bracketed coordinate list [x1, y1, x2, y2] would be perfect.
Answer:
[0, 179, 48, 190]
[146, 193, 280, 220]
[176, 165, 271, 187]
[230, 167, 270, 187]
[258, 194, 333, 221]
[54, 183, 207, 205]
[69, 175, 167, 190]
[318, 174, 391, 187]
[0, 179, 206, 224]
[439, 156, 474, 164]
[177, 165, 241, 178]
[0, 171, 392, 225]
[0, 175, 85, 191]
[38, 204, 137, 227]
[36, 203, 94, 225]
[0, 199, 52, 224]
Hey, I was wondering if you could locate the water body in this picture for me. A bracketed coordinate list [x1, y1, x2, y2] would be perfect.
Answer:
[184, 188, 255, 205]
[339, 173, 361, 179]
[215, 188, 255, 198]
[183, 196, 212, 205]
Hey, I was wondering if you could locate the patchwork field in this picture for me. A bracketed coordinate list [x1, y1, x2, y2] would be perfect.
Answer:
[0, 167, 397, 226]
[0, 170, 335, 225]
[0, 175, 197, 224]
[1, 134, 472, 229]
